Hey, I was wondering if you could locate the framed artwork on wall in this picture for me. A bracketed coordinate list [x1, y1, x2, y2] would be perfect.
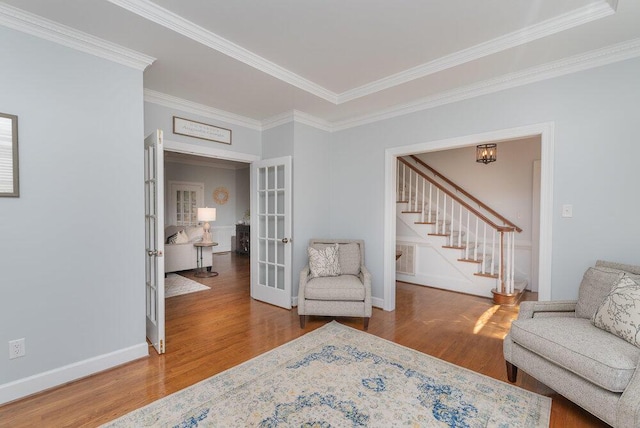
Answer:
[173, 116, 232, 145]
[0, 112, 19, 197]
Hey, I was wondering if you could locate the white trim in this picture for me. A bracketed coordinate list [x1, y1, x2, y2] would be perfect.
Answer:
[0, 343, 148, 405]
[108, 0, 613, 104]
[0, 3, 155, 71]
[108, 0, 337, 103]
[144, 90, 262, 131]
[337, 1, 616, 103]
[163, 139, 260, 164]
[262, 110, 332, 133]
[384, 122, 554, 310]
[334, 38, 640, 131]
[149, 37, 640, 135]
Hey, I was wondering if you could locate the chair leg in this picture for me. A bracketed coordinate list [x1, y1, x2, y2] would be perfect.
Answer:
[299, 315, 306, 328]
[506, 361, 518, 382]
[363, 317, 370, 331]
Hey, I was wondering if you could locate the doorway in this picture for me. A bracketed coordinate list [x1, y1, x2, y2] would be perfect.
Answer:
[384, 122, 555, 311]
[394, 137, 542, 298]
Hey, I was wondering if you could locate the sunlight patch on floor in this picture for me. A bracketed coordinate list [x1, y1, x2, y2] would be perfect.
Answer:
[473, 305, 501, 334]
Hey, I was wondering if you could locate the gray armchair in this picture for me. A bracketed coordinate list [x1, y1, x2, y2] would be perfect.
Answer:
[298, 239, 372, 330]
[503, 260, 640, 427]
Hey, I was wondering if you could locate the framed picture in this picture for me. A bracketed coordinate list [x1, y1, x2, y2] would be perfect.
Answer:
[0, 112, 19, 197]
[173, 116, 232, 145]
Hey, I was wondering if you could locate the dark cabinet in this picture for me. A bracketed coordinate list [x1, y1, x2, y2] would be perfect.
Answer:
[236, 224, 250, 255]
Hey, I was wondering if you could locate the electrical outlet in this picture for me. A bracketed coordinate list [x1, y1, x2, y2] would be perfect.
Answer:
[9, 338, 25, 359]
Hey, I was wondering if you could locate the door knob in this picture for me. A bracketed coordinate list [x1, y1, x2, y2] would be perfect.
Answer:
[148, 250, 158, 256]
[281, 238, 289, 244]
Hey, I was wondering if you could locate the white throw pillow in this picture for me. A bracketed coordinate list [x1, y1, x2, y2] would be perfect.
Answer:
[592, 274, 640, 348]
[308, 244, 341, 278]
[174, 230, 190, 244]
[186, 226, 204, 242]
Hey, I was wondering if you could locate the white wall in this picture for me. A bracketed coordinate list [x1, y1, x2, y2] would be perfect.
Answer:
[330, 57, 640, 301]
[415, 137, 541, 243]
[0, 27, 146, 401]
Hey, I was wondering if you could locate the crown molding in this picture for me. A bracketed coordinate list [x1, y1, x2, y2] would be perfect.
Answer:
[108, 0, 615, 105]
[144, 89, 262, 130]
[337, 0, 617, 103]
[108, 0, 337, 103]
[333, 38, 640, 131]
[0, 3, 155, 70]
[262, 110, 332, 133]
[147, 37, 640, 135]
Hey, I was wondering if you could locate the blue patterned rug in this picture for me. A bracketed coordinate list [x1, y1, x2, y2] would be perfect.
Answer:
[103, 322, 550, 427]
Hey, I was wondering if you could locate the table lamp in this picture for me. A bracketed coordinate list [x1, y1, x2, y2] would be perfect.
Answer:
[197, 207, 216, 243]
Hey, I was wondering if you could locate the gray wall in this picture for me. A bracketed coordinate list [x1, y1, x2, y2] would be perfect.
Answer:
[164, 161, 249, 226]
[144, 102, 262, 157]
[331, 57, 640, 301]
[0, 27, 145, 385]
[262, 122, 331, 298]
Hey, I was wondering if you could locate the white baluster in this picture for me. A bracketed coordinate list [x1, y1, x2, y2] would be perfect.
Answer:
[511, 231, 516, 293]
[458, 205, 462, 247]
[482, 223, 487, 274]
[450, 197, 455, 246]
[442, 194, 447, 235]
[421, 178, 426, 223]
[397, 160, 400, 200]
[465, 210, 470, 259]
[401, 163, 405, 202]
[435, 188, 440, 233]
[428, 184, 433, 223]
[474, 216, 479, 261]
[409, 169, 413, 208]
[490, 229, 496, 276]
[499, 232, 503, 291]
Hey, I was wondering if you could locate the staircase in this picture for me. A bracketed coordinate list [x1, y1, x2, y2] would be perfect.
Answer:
[396, 156, 527, 303]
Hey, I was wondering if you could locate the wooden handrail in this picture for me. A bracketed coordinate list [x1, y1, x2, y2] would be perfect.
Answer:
[398, 158, 515, 233]
[409, 155, 522, 233]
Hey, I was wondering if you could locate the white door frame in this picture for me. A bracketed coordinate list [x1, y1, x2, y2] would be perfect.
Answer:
[384, 123, 555, 311]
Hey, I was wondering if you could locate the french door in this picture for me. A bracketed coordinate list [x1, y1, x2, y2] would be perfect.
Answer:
[144, 130, 165, 354]
[250, 156, 292, 309]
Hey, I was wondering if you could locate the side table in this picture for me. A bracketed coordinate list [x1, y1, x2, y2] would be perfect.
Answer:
[194, 242, 218, 278]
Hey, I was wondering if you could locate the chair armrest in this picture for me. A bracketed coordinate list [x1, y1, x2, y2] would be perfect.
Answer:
[617, 365, 640, 427]
[517, 300, 577, 320]
[297, 265, 311, 313]
[360, 265, 372, 316]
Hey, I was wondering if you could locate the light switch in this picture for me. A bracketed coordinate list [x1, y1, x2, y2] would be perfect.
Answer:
[562, 204, 573, 218]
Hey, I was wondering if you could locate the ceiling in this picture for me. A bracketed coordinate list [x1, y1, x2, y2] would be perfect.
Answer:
[2, 0, 640, 128]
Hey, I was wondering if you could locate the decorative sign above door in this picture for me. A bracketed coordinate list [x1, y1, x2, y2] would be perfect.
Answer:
[173, 116, 232, 145]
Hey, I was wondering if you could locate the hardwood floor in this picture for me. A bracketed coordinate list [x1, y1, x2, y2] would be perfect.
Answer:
[0, 253, 608, 427]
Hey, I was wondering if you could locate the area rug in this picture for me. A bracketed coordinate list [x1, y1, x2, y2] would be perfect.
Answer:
[165, 273, 210, 298]
[103, 322, 551, 427]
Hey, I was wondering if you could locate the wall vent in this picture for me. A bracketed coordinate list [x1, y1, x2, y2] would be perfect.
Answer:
[396, 243, 416, 275]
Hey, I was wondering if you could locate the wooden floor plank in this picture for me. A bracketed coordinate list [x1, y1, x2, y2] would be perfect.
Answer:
[0, 253, 609, 427]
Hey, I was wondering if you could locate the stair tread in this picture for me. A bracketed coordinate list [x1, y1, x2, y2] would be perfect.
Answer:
[475, 272, 499, 278]
[458, 258, 483, 263]
[443, 245, 466, 249]
[414, 221, 436, 225]
[401, 210, 422, 214]
[396, 200, 409, 203]
[428, 233, 450, 237]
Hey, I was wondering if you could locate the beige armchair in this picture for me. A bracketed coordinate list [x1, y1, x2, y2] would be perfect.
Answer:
[298, 239, 372, 330]
[503, 260, 640, 427]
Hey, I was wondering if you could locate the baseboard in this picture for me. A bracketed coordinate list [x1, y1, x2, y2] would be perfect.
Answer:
[0, 342, 149, 405]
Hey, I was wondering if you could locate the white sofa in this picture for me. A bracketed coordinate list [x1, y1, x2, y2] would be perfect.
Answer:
[164, 225, 212, 274]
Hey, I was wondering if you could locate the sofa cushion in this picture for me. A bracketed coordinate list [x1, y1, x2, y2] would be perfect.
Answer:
[575, 266, 624, 319]
[304, 275, 365, 301]
[308, 244, 341, 278]
[510, 317, 640, 392]
[312, 242, 362, 276]
[593, 275, 640, 348]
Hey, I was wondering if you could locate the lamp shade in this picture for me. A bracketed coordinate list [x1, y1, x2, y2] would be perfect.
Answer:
[197, 207, 216, 222]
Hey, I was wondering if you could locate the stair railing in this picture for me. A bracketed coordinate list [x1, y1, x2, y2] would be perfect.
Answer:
[397, 157, 519, 293]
